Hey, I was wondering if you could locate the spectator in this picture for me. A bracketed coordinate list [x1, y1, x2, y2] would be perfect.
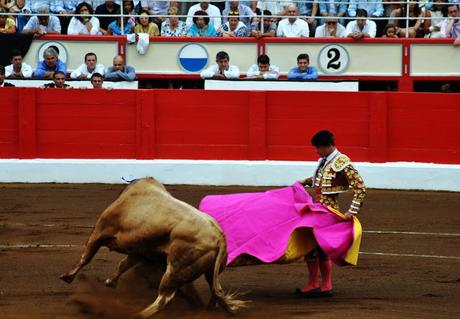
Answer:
[95, 0, 120, 35]
[382, 23, 398, 38]
[318, 0, 348, 26]
[276, 4, 310, 37]
[424, 0, 446, 38]
[161, 5, 186, 36]
[106, 9, 134, 35]
[186, 1, 222, 31]
[90, 72, 109, 88]
[223, 1, 255, 27]
[249, 9, 276, 38]
[5, 49, 33, 78]
[50, 0, 79, 34]
[315, 17, 346, 37]
[217, 11, 249, 37]
[440, 3, 460, 38]
[287, 53, 318, 80]
[0, 7, 16, 33]
[140, 0, 169, 29]
[200, 50, 240, 79]
[255, 0, 288, 17]
[42, 70, 70, 88]
[390, 1, 425, 38]
[298, 0, 318, 37]
[122, 0, 136, 24]
[187, 10, 216, 36]
[135, 10, 159, 35]
[0, 65, 15, 87]
[105, 55, 136, 81]
[34, 46, 67, 79]
[345, 9, 377, 39]
[1, 0, 24, 13]
[246, 54, 279, 80]
[70, 52, 105, 79]
[348, 0, 384, 36]
[22, 6, 61, 37]
[67, 2, 101, 35]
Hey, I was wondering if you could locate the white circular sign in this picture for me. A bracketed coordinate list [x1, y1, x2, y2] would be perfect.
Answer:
[37, 41, 68, 63]
[318, 44, 349, 75]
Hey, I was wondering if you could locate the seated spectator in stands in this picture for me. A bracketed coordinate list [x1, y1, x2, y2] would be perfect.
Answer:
[390, 1, 425, 38]
[186, 1, 222, 31]
[249, 9, 276, 38]
[348, 0, 384, 35]
[287, 53, 318, 80]
[1, 0, 24, 14]
[22, 6, 61, 37]
[140, 0, 169, 30]
[105, 55, 136, 81]
[298, 0, 318, 37]
[223, 1, 255, 27]
[318, 0, 347, 26]
[0, 7, 17, 33]
[71, 52, 105, 79]
[95, 0, 120, 35]
[122, 0, 136, 24]
[161, 5, 186, 36]
[51, 0, 79, 34]
[90, 72, 107, 88]
[187, 10, 216, 36]
[16, 0, 46, 32]
[315, 17, 346, 38]
[424, 0, 446, 38]
[5, 49, 32, 78]
[42, 70, 70, 88]
[246, 54, 279, 80]
[200, 50, 240, 79]
[34, 46, 67, 79]
[217, 11, 249, 37]
[276, 4, 310, 37]
[382, 23, 398, 38]
[440, 4, 460, 39]
[346, 9, 377, 39]
[67, 2, 101, 35]
[107, 9, 135, 35]
[135, 10, 159, 35]
[0, 65, 15, 87]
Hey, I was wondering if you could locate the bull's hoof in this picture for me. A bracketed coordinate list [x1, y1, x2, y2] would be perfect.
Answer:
[59, 273, 74, 284]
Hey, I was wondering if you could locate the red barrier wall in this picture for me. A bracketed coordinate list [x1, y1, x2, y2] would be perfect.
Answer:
[1, 88, 459, 164]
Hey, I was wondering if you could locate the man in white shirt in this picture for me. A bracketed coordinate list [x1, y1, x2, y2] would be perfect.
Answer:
[345, 8, 376, 39]
[276, 4, 310, 37]
[315, 18, 346, 38]
[246, 54, 280, 80]
[200, 51, 240, 79]
[186, 2, 222, 31]
[71, 52, 105, 80]
[5, 50, 33, 78]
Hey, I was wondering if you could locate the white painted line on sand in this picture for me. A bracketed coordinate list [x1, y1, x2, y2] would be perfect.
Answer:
[360, 252, 460, 260]
[364, 230, 460, 237]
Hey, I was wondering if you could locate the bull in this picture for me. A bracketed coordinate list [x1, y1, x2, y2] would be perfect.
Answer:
[59, 177, 246, 318]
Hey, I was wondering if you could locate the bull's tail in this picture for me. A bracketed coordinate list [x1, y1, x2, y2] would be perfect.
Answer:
[209, 239, 249, 314]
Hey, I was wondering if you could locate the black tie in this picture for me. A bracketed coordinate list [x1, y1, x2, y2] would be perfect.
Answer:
[318, 157, 327, 170]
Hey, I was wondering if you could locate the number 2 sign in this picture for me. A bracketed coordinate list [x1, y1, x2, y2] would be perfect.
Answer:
[318, 44, 350, 75]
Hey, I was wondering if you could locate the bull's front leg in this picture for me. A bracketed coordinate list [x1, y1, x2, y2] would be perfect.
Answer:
[105, 254, 142, 288]
[59, 237, 104, 284]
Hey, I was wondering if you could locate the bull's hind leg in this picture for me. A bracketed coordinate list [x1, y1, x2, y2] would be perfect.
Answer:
[137, 267, 178, 318]
[59, 235, 105, 283]
[105, 254, 142, 288]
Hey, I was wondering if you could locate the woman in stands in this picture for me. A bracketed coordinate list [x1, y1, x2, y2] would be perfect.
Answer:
[217, 11, 249, 37]
[425, 0, 446, 38]
[161, 5, 186, 37]
[0, 7, 17, 33]
[187, 10, 216, 37]
[122, 0, 136, 25]
[390, 0, 425, 38]
[107, 8, 135, 35]
[135, 10, 159, 36]
[67, 2, 101, 35]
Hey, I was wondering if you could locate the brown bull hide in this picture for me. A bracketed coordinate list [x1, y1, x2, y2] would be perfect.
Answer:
[60, 177, 247, 318]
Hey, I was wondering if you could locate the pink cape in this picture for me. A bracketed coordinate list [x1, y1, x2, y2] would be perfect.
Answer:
[199, 182, 361, 266]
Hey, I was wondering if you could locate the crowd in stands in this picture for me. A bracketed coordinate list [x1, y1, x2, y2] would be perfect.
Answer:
[0, 1, 459, 39]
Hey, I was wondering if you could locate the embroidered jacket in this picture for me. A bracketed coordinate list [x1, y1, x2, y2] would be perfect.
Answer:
[307, 150, 366, 214]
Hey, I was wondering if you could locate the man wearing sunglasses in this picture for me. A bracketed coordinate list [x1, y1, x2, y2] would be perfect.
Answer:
[314, 18, 346, 38]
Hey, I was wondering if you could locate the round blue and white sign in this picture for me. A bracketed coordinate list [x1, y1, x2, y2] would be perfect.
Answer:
[177, 43, 209, 73]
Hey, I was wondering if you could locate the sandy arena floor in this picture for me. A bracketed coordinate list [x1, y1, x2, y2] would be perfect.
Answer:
[0, 183, 459, 319]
